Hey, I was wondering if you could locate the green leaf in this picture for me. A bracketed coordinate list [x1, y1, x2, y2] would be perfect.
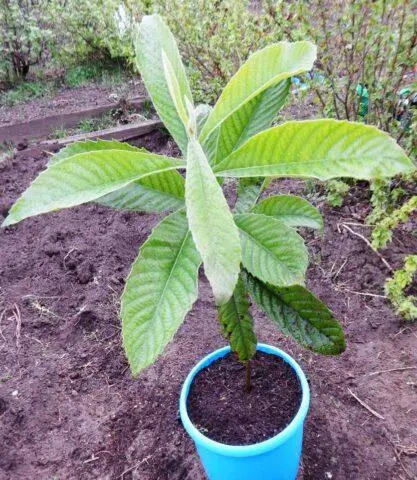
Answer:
[214, 120, 415, 180]
[98, 170, 185, 213]
[161, 49, 189, 128]
[3, 150, 185, 227]
[136, 14, 193, 154]
[47, 139, 141, 166]
[213, 79, 290, 165]
[234, 177, 264, 214]
[121, 212, 201, 376]
[185, 139, 241, 305]
[252, 195, 323, 229]
[218, 276, 257, 362]
[48, 139, 186, 213]
[243, 271, 345, 355]
[195, 104, 212, 136]
[200, 41, 316, 143]
[234, 213, 308, 287]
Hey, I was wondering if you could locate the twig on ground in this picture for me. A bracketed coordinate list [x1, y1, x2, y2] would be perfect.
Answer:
[347, 388, 385, 420]
[0, 309, 7, 341]
[334, 286, 386, 298]
[118, 455, 152, 479]
[339, 223, 393, 272]
[13, 304, 21, 350]
[333, 258, 348, 280]
[390, 439, 417, 480]
[368, 366, 417, 376]
[63, 247, 77, 270]
[83, 454, 100, 464]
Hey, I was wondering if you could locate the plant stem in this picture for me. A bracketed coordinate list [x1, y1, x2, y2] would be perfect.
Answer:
[245, 360, 252, 393]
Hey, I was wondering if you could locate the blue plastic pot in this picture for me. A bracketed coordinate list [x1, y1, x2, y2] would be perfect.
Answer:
[180, 343, 310, 480]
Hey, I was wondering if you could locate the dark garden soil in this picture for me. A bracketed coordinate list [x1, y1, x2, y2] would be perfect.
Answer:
[187, 352, 302, 445]
[0, 80, 146, 127]
[1, 130, 417, 480]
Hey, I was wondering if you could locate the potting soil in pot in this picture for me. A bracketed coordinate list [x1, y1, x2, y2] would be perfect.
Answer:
[187, 351, 302, 445]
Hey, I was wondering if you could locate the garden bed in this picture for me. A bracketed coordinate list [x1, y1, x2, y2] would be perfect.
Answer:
[0, 81, 146, 127]
[0, 130, 416, 479]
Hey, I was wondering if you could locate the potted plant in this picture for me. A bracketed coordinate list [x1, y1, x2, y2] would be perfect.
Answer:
[3, 15, 413, 480]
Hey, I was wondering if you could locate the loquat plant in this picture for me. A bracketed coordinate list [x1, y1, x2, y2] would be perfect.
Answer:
[2, 15, 414, 382]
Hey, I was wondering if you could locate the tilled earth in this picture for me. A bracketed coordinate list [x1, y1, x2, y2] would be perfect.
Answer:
[0, 131, 416, 479]
[0, 80, 146, 127]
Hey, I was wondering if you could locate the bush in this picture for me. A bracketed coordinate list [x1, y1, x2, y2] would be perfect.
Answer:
[0, 0, 54, 83]
[50, 0, 134, 69]
[295, 0, 417, 132]
[385, 255, 417, 322]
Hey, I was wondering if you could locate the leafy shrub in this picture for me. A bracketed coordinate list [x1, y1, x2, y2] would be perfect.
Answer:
[2, 16, 413, 382]
[0, 0, 54, 83]
[371, 195, 417, 250]
[326, 180, 350, 207]
[385, 255, 417, 322]
[50, 0, 134, 69]
[296, 0, 417, 131]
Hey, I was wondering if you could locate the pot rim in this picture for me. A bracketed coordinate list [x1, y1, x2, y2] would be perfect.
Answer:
[179, 343, 310, 458]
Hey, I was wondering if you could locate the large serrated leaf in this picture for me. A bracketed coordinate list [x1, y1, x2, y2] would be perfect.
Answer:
[214, 120, 415, 180]
[243, 271, 345, 355]
[3, 150, 185, 226]
[252, 195, 323, 229]
[200, 41, 316, 144]
[161, 49, 189, 127]
[47, 139, 141, 166]
[234, 213, 308, 287]
[185, 139, 241, 305]
[234, 177, 264, 214]
[98, 170, 185, 213]
[48, 139, 185, 213]
[213, 79, 290, 165]
[136, 15, 193, 154]
[218, 276, 257, 362]
[121, 212, 201, 376]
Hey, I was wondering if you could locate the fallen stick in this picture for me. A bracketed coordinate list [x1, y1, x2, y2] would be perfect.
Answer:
[334, 286, 386, 298]
[339, 223, 393, 272]
[368, 366, 417, 376]
[347, 388, 385, 420]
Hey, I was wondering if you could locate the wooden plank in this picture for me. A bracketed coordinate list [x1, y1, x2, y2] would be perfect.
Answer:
[40, 119, 164, 148]
[0, 96, 149, 144]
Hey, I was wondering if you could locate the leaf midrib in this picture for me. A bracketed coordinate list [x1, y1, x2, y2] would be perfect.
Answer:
[237, 223, 299, 279]
[150, 229, 195, 329]
[229, 291, 252, 359]
[200, 65, 309, 144]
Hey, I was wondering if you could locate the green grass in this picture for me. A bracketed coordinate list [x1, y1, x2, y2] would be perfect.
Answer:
[0, 142, 14, 163]
[52, 127, 70, 139]
[64, 63, 125, 88]
[0, 81, 57, 107]
[52, 113, 116, 139]
[76, 113, 115, 133]
[1, 61, 128, 107]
